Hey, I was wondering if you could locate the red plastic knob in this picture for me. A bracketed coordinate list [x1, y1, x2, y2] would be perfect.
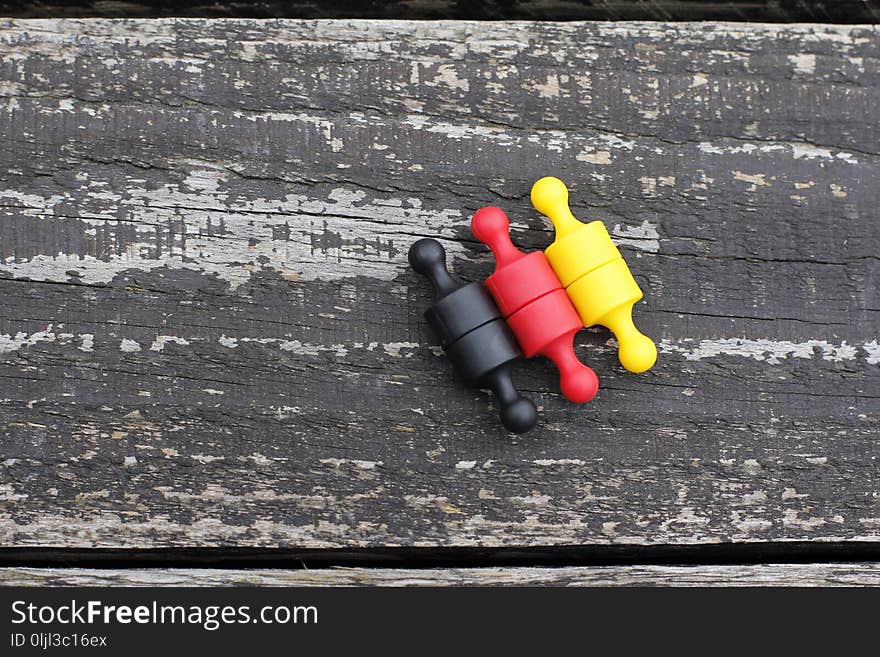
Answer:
[472, 206, 561, 316]
[471, 206, 599, 404]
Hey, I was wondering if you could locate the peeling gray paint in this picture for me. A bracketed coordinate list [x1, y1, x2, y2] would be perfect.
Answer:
[0, 18, 877, 551]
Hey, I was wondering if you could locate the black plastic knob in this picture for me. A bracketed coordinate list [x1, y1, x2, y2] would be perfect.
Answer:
[409, 238, 538, 433]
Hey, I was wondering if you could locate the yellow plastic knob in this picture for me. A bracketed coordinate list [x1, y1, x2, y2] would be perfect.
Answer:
[531, 176, 657, 373]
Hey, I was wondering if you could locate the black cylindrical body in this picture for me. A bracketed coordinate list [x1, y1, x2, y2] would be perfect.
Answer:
[424, 282, 501, 347]
[444, 319, 521, 384]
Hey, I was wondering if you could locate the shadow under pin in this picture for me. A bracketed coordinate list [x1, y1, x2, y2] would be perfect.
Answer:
[408, 238, 538, 434]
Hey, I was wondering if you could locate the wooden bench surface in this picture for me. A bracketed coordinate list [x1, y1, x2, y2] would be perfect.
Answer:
[4, 563, 880, 587]
[0, 19, 878, 557]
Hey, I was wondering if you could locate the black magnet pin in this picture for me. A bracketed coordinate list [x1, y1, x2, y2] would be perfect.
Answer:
[408, 238, 538, 433]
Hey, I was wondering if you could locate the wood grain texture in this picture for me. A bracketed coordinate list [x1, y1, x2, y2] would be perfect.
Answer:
[4, 564, 880, 586]
[0, 19, 878, 550]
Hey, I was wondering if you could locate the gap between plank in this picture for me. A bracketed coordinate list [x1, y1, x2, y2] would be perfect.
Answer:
[1, 543, 880, 570]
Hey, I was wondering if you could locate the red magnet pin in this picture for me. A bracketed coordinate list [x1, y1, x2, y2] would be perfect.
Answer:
[471, 206, 599, 403]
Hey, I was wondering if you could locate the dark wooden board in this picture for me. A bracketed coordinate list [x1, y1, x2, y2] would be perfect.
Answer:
[0, 19, 878, 549]
[5, 563, 880, 586]
[2, 1, 880, 23]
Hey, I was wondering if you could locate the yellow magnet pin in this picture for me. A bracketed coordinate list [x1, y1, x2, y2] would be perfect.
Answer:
[530, 176, 657, 374]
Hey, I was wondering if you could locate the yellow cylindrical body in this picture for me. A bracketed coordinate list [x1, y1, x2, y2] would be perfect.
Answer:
[544, 220, 620, 288]
[565, 258, 642, 327]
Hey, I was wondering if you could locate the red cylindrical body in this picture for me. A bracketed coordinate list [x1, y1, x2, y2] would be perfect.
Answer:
[484, 251, 561, 317]
[505, 289, 582, 358]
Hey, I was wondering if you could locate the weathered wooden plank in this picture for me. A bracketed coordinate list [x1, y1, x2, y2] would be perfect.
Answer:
[4, 563, 880, 586]
[0, 19, 877, 549]
[3, 1, 879, 23]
